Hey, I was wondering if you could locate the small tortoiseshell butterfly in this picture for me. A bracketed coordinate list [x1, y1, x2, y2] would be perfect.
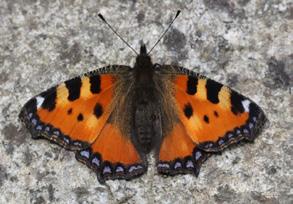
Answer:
[19, 11, 267, 183]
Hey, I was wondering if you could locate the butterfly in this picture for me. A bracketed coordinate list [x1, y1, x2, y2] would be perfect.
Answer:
[19, 12, 267, 184]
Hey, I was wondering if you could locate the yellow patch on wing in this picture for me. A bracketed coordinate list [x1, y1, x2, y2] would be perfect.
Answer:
[80, 76, 92, 99]
[218, 86, 231, 110]
[56, 83, 69, 107]
[196, 78, 207, 100]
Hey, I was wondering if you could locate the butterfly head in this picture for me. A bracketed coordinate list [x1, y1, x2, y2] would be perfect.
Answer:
[140, 43, 147, 55]
[134, 44, 153, 71]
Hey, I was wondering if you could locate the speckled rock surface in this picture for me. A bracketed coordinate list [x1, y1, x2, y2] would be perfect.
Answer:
[0, 0, 292, 203]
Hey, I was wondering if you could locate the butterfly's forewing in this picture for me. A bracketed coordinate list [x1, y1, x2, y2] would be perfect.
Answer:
[157, 65, 266, 175]
[19, 65, 146, 181]
[172, 66, 267, 151]
[20, 69, 116, 150]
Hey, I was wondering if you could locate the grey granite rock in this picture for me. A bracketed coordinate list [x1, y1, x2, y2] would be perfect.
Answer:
[0, 0, 292, 203]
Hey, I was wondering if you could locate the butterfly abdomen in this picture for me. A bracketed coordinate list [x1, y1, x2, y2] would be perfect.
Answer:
[132, 86, 163, 153]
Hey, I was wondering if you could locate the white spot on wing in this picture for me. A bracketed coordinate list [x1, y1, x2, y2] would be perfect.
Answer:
[242, 99, 251, 112]
[36, 96, 45, 108]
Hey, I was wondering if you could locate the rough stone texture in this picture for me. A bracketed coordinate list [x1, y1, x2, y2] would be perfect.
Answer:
[0, 0, 292, 203]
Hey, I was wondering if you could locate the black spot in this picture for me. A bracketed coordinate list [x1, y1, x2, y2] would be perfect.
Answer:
[248, 102, 259, 118]
[89, 75, 101, 94]
[203, 115, 209, 123]
[41, 86, 57, 111]
[183, 103, 193, 119]
[187, 76, 198, 95]
[77, 113, 84, 121]
[206, 79, 223, 104]
[65, 77, 82, 101]
[214, 111, 219, 117]
[94, 103, 103, 119]
[230, 91, 245, 115]
[67, 108, 72, 115]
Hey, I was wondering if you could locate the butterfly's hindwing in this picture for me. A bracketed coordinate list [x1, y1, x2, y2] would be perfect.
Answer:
[75, 123, 146, 182]
[157, 122, 210, 176]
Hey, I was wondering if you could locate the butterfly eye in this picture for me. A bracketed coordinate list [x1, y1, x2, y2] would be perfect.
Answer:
[153, 63, 161, 69]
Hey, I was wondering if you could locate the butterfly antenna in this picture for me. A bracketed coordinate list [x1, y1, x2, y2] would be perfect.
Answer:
[98, 13, 138, 55]
[147, 10, 181, 55]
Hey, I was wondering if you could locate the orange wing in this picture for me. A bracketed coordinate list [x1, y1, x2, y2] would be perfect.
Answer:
[20, 72, 116, 150]
[157, 66, 266, 176]
[76, 123, 146, 182]
[19, 65, 146, 182]
[173, 69, 266, 152]
[157, 122, 209, 176]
